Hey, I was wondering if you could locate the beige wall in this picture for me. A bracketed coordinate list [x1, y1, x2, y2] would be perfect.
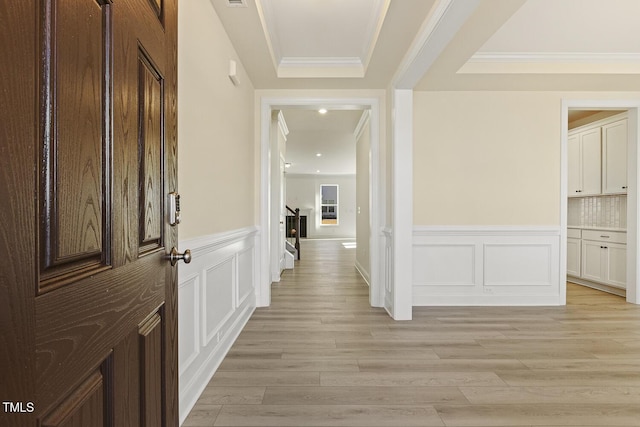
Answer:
[414, 91, 562, 225]
[178, 0, 255, 239]
[413, 91, 640, 226]
[356, 118, 371, 276]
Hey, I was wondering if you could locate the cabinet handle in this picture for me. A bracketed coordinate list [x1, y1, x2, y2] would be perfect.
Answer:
[622, 186, 627, 189]
[600, 235, 610, 238]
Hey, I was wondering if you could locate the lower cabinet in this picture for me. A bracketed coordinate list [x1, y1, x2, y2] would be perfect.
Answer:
[567, 237, 581, 277]
[606, 243, 627, 288]
[581, 238, 626, 289]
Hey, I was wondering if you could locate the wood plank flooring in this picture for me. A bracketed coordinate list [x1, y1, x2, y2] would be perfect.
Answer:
[184, 239, 640, 426]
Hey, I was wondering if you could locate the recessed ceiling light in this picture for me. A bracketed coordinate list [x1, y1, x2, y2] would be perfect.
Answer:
[318, 108, 327, 114]
[316, 170, 320, 173]
[316, 153, 322, 157]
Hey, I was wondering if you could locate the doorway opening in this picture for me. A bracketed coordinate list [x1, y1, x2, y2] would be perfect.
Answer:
[561, 100, 640, 305]
[258, 96, 384, 310]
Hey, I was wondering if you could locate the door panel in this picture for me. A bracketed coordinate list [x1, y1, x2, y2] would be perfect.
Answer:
[40, 369, 107, 427]
[567, 134, 580, 195]
[581, 240, 604, 282]
[566, 237, 581, 277]
[1, 0, 178, 425]
[580, 128, 602, 196]
[139, 312, 163, 427]
[606, 244, 627, 288]
[138, 52, 165, 253]
[39, 0, 111, 291]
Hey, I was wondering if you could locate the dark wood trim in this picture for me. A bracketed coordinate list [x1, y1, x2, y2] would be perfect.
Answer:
[163, 0, 179, 423]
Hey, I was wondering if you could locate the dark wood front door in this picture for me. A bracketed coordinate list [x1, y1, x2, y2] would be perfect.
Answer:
[1, 0, 178, 425]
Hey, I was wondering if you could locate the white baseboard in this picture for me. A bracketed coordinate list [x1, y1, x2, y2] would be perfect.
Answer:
[354, 260, 370, 286]
[178, 226, 258, 424]
[413, 226, 562, 306]
[568, 277, 626, 297]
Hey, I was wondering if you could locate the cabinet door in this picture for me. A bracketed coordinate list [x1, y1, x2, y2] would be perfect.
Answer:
[581, 128, 602, 196]
[568, 134, 581, 196]
[602, 119, 628, 194]
[605, 243, 626, 288]
[581, 240, 605, 282]
[567, 238, 581, 277]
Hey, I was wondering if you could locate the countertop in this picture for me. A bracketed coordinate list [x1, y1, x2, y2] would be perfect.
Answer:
[568, 226, 626, 232]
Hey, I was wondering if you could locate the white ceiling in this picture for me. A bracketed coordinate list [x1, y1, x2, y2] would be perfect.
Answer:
[213, 0, 640, 91]
[281, 109, 364, 176]
[211, 0, 436, 89]
[416, 0, 640, 90]
[283, 109, 363, 133]
[257, 0, 390, 78]
[211, 0, 640, 172]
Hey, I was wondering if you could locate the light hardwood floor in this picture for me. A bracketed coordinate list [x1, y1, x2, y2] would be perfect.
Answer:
[184, 239, 640, 426]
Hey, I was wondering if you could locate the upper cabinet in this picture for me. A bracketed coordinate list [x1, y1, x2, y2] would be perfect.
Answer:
[602, 119, 628, 195]
[568, 114, 628, 198]
[568, 127, 601, 196]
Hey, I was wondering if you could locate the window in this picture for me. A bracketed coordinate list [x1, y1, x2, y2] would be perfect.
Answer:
[320, 184, 338, 225]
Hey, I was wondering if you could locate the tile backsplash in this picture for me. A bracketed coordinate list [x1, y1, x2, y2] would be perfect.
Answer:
[568, 195, 627, 229]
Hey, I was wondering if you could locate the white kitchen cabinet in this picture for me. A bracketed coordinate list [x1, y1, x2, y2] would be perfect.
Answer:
[568, 127, 601, 197]
[567, 134, 580, 196]
[606, 243, 627, 288]
[602, 118, 628, 195]
[567, 237, 581, 277]
[581, 240, 606, 282]
[580, 230, 626, 289]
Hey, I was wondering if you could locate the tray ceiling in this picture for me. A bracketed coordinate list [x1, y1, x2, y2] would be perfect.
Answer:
[257, 0, 390, 78]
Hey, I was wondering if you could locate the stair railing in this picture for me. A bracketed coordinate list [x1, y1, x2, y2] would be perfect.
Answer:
[285, 205, 301, 260]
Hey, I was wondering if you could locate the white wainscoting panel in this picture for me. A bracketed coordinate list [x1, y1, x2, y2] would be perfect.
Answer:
[413, 227, 561, 305]
[178, 273, 200, 377]
[484, 243, 553, 287]
[237, 248, 254, 307]
[203, 258, 235, 346]
[414, 244, 476, 286]
[178, 227, 257, 425]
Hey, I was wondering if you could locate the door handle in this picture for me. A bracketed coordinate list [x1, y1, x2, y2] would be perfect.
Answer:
[167, 247, 192, 266]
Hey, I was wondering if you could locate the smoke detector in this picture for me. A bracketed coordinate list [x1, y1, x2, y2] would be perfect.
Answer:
[227, 0, 247, 7]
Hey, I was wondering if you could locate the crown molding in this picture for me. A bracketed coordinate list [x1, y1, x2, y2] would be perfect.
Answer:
[354, 110, 371, 141]
[469, 52, 640, 63]
[277, 110, 289, 139]
[459, 51, 640, 74]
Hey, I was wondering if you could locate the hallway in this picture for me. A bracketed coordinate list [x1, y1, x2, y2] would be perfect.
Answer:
[184, 239, 640, 426]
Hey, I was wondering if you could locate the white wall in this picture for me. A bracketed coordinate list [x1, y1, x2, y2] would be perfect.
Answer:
[178, 0, 255, 239]
[286, 174, 356, 238]
[356, 114, 371, 282]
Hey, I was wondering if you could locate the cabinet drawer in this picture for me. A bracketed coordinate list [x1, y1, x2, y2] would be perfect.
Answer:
[567, 228, 581, 239]
[581, 229, 626, 244]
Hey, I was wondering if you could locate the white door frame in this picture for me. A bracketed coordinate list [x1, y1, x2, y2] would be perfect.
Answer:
[560, 99, 640, 304]
[257, 96, 384, 309]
